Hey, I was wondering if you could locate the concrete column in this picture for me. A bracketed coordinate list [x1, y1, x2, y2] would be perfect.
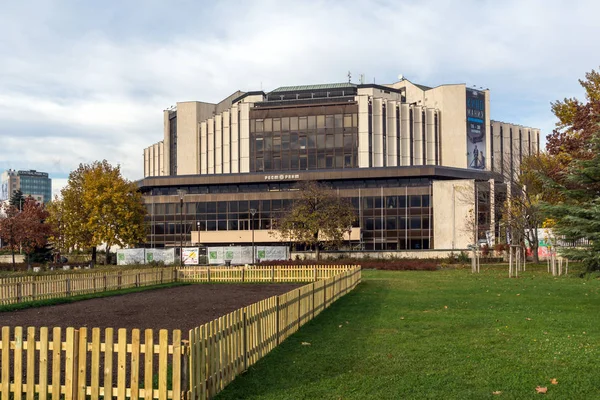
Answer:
[413, 107, 423, 165]
[215, 114, 223, 174]
[387, 101, 398, 167]
[426, 108, 435, 165]
[484, 90, 492, 171]
[400, 103, 410, 166]
[231, 105, 239, 173]
[357, 95, 370, 168]
[502, 123, 512, 180]
[163, 110, 171, 176]
[372, 98, 383, 167]
[152, 145, 158, 176]
[223, 110, 230, 174]
[492, 121, 502, 173]
[522, 128, 530, 159]
[207, 118, 215, 174]
[200, 121, 207, 174]
[239, 103, 251, 173]
[160, 142, 165, 176]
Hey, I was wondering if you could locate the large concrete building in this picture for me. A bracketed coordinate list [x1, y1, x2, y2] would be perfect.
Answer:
[0, 169, 52, 204]
[139, 79, 540, 251]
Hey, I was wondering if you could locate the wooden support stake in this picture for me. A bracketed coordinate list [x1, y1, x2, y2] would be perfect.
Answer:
[275, 297, 280, 346]
[242, 310, 247, 371]
[181, 339, 190, 396]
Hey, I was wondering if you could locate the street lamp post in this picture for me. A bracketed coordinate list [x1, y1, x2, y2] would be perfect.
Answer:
[177, 189, 186, 265]
[196, 220, 201, 244]
[250, 208, 257, 264]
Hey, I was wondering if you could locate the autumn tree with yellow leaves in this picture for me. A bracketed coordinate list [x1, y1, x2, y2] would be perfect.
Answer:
[47, 160, 146, 265]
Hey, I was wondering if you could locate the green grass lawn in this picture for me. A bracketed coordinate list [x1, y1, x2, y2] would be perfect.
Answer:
[216, 265, 600, 399]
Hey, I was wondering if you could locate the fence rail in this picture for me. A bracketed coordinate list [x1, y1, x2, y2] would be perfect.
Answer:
[0, 266, 361, 399]
[177, 265, 354, 283]
[0, 268, 178, 306]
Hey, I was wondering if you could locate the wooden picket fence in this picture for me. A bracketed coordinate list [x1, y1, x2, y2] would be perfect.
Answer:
[177, 264, 354, 283]
[0, 268, 178, 306]
[0, 326, 185, 400]
[187, 267, 361, 399]
[0, 266, 361, 399]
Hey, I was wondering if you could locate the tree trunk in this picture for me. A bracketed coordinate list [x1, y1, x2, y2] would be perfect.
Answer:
[91, 246, 97, 268]
[11, 247, 15, 271]
[104, 246, 111, 265]
[531, 242, 539, 263]
[313, 231, 320, 260]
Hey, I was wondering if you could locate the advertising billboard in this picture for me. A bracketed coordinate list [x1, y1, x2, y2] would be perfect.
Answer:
[466, 89, 486, 169]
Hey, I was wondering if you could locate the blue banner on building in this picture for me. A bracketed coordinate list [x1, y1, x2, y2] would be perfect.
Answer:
[466, 89, 486, 169]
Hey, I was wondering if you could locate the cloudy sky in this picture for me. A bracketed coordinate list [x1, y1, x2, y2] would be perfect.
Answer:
[1, 0, 599, 197]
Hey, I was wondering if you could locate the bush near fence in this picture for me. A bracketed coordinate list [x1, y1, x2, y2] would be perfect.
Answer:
[0, 265, 361, 400]
[259, 259, 438, 271]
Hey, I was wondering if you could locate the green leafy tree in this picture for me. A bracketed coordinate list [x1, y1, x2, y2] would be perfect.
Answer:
[47, 160, 147, 265]
[273, 181, 356, 260]
[0, 198, 52, 270]
[546, 68, 600, 180]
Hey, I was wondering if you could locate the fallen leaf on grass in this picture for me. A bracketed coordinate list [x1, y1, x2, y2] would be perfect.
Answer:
[387, 353, 393, 359]
[526, 318, 532, 321]
[550, 378, 558, 385]
[400, 317, 405, 320]
[492, 391, 502, 395]
[535, 386, 548, 394]
[444, 305, 448, 309]
[339, 325, 343, 328]
[301, 342, 311, 346]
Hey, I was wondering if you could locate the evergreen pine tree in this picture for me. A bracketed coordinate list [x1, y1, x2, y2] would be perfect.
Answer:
[9, 189, 24, 211]
[541, 131, 600, 272]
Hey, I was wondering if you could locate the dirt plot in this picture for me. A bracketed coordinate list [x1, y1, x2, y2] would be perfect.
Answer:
[0, 283, 302, 332]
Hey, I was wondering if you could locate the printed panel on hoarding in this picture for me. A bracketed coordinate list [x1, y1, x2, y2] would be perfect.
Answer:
[182, 247, 200, 265]
[466, 89, 486, 169]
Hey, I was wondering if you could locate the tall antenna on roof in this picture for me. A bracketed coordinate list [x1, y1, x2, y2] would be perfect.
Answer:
[347, 71, 352, 83]
[360, 74, 365, 84]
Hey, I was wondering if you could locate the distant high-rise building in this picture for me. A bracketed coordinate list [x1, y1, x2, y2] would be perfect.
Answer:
[0, 169, 52, 204]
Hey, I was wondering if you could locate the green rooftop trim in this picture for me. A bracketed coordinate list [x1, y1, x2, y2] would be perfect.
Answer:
[270, 83, 357, 93]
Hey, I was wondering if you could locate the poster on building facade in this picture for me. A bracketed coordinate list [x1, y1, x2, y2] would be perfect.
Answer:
[466, 89, 486, 169]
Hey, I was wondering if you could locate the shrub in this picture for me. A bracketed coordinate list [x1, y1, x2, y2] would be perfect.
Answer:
[457, 251, 470, 263]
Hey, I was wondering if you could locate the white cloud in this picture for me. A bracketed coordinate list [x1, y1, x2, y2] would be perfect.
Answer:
[1, 0, 599, 180]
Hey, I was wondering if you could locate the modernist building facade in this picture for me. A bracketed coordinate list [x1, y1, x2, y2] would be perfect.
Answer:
[0, 169, 52, 204]
[139, 79, 540, 251]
